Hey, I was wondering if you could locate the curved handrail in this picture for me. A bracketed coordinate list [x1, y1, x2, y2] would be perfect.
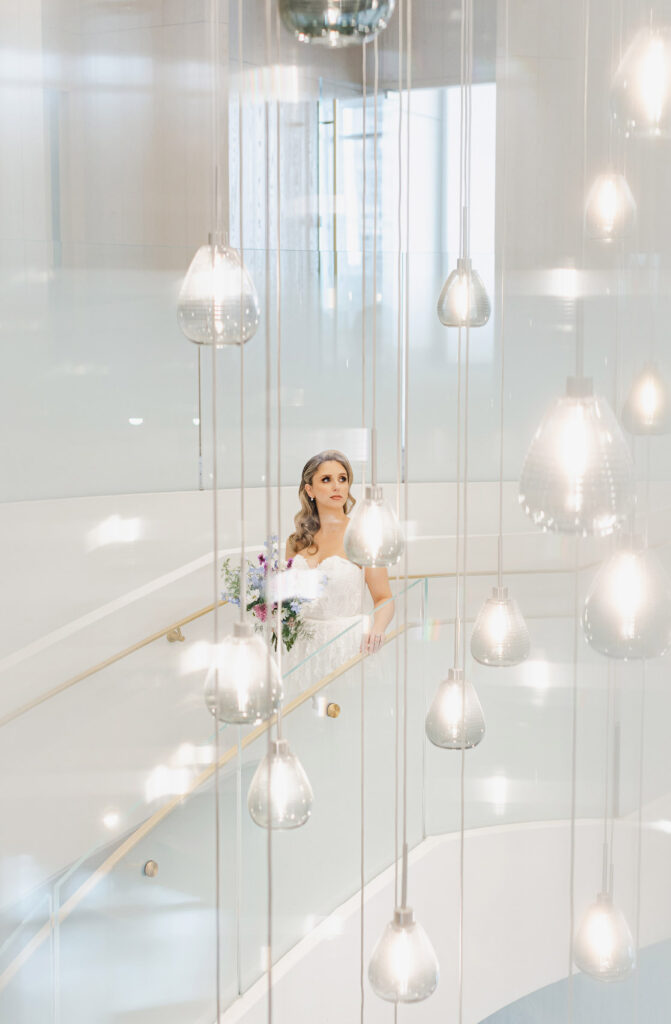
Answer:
[0, 555, 596, 731]
[0, 615, 410, 994]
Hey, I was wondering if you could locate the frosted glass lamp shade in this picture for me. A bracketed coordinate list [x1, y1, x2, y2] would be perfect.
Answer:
[519, 377, 634, 536]
[437, 258, 491, 327]
[585, 173, 636, 242]
[280, 0, 395, 46]
[344, 485, 404, 567]
[368, 906, 439, 1003]
[574, 893, 635, 981]
[582, 542, 671, 659]
[425, 668, 485, 750]
[622, 365, 670, 435]
[204, 623, 282, 724]
[247, 738, 313, 829]
[177, 239, 260, 346]
[471, 587, 530, 667]
[612, 27, 671, 138]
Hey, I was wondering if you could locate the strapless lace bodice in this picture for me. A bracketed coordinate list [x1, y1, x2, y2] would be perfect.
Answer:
[283, 554, 363, 698]
[292, 554, 362, 621]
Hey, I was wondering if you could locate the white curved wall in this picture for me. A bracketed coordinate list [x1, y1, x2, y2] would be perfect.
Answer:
[222, 807, 671, 1024]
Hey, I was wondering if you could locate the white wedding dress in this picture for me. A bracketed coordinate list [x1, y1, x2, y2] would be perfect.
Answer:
[282, 554, 364, 700]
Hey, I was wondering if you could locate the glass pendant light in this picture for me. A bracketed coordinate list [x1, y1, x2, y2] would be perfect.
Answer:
[437, 258, 491, 327]
[585, 173, 636, 243]
[574, 892, 635, 981]
[425, 668, 485, 749]
[279, 0, 395, 46]
[622, 364, 670, 435]
[470, 587, 530, 667]
[204, 622, 282, 724]
[177, 233, 260, 346]
[344, 484, 404, 567]
[612, 26, 671, 138]
[582, 540, 671, 659]
[247, 737, 313, 829]
[519, 376, 634, 536]
[368, 906, 439, 1003]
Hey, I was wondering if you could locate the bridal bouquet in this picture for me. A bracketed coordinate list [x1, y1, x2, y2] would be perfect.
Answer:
[221, 537, 315, 653]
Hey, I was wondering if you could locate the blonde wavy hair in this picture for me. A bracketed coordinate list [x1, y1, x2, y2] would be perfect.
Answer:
[288, 450, 356, 555]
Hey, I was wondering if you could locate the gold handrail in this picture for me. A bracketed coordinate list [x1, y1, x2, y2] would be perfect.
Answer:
[1, 559, 596, 731]
[0, 625, 405, 994]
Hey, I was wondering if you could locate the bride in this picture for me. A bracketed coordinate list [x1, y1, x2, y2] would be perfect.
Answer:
[283, 450, 394, 697]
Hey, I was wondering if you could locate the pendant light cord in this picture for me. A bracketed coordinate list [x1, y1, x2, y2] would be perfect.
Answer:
[458, 2, 474, 1012]
[394, 0, 405, 909]
[601, 664, 613, 891]
[209, 1, 223, 1018]
[371, 36, 379, 485]
[567, 539, 580, 1024]
[235, 1, 246, 1000]
[239, 0, 246, 622]
[263, 3, 273, 1021]
[576, 0, 590, 379]
[634, 661, 646, 1024]
[496, 0, 510, 588]
[402, 0, 413, 874]
[359, 39, 368, 1024]
[275, 7, 284, 737]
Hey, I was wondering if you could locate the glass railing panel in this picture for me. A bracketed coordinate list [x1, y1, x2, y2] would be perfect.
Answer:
[0, 890, 53, 1023]
[423, 569, 619, 834]
[238, 579, 426, 994]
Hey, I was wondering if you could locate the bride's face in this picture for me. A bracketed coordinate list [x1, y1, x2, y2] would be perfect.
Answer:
[306, 460, 350, 513]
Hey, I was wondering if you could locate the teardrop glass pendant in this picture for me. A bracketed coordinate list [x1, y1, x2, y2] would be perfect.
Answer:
[204, 622, 282, 724]
[582, 541, 671, 659]
[425, 668, 485, 750]
[177, 235, 260, 346]
[280, 0, 395, 46]
[519, 377, 634, 537]
[437, 257, 491, 327]
[368, 906, 439, 1003]
[585, 173, 636, 243]
[574, 893, 635, 981]
[247, 738, 314, 829]
[470, 587, 530, 667]
[621, 364, 671, 435]
[611, 26, 671, 139]
[344, 485, 404, 567]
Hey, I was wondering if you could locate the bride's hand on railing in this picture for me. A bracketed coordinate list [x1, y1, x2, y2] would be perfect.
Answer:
[360, 632, 384, 655]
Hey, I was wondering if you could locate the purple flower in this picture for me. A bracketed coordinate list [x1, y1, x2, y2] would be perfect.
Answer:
[254, 603, 267, 623]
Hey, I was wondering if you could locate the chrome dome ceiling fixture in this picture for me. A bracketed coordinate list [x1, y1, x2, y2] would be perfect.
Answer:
[611, 25, 671, 139]
[279, 0, 395, 46]
[582, 539, 671, 660]
[621, 364, 671, 435]
[519, 376, 634, 537]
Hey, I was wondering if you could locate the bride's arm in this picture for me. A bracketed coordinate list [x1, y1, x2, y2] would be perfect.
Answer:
[362, 568, 394, 654]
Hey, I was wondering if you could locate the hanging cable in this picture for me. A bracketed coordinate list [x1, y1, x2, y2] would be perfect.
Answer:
[209, 0, 223, 1018]
[359, 38, 368, 1024]
[496, 0, 510, 589]
[393, 0, 405, 913]
[263, 4, 274, 1021]
[275, 5, 284, 738]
